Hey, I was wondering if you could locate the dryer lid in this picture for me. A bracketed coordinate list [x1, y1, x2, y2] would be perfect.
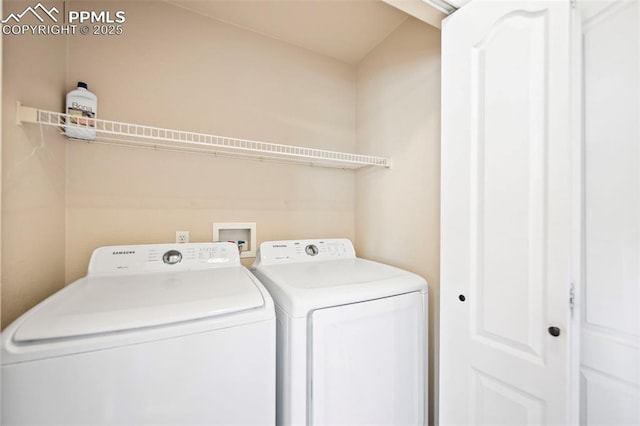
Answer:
[13, 267, 265, 342]
[251, 258, 427, 317]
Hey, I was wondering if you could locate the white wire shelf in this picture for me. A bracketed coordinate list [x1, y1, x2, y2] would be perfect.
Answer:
[16, 103, 390, 170]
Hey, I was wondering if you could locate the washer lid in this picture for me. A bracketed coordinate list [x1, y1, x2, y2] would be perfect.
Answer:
[13, 267, 265, 342]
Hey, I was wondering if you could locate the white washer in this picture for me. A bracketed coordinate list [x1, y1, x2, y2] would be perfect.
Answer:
[1, 242, 275, 425]
[251, 238, 428, 426]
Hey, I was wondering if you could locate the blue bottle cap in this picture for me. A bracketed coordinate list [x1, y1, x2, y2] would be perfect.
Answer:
[77, 82, 88, 89]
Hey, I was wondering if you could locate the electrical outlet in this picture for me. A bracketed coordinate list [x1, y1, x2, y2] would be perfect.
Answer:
[176, 231, 189, 244]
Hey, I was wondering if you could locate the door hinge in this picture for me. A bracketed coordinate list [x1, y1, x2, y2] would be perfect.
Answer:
[569, 282, 576, 316]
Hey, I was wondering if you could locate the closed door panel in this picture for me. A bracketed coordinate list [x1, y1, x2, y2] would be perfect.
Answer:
[582, 0, 640, 424]
[441, 0, 577, 424]
[310, 292, 427, 426]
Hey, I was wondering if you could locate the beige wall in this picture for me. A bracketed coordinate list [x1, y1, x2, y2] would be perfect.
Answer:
[63, 1, 356, 282]
[355, 17, 441, 425]
[1, 1, 68, 327]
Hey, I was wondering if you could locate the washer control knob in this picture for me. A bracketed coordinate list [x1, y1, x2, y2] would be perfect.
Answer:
[163, 250, 182, 265]
[305, 244, 319, 256]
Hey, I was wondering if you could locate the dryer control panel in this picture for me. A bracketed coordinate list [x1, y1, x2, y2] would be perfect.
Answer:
[87, 242, 240, 275]
[254, 238, 356, 265]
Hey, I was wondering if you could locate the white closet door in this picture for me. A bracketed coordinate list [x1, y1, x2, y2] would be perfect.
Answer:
[581, 0, 640, 424]
[440, 0, 577, 424]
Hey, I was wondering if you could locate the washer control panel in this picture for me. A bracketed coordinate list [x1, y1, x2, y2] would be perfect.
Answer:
[254, 238, 356, 265]
[87, 242, 240, 275]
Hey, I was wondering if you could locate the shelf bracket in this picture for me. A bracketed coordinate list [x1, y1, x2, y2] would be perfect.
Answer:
[16, 102, 39, 126]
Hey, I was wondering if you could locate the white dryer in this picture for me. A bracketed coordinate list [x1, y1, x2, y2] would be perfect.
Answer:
[1, 242, 275, 425]
[251, 238, 428, 426]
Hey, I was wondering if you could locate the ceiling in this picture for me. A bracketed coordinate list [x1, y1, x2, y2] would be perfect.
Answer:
[166, 0, 420, 65]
